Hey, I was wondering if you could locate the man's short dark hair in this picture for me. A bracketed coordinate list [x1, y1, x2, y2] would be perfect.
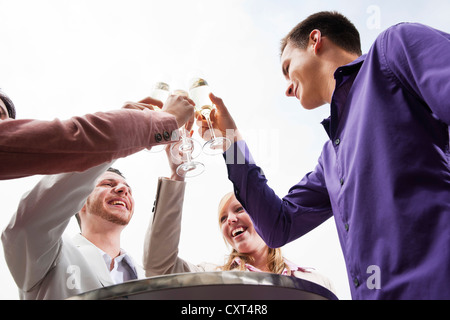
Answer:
[281, 11, 362, 56]
[106, 167, 125, 179]
[75, 167, 125, 231]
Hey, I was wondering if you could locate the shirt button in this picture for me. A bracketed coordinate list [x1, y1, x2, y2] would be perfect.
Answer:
[345, 223, 349, 232]
[155, 133, 163, 142]
[353, 277, 360, 287]
[171, 130, 179, 141]
[334, 138, 341, 146]
[340, 178, 344, 186]
[163, 131, 171, 141]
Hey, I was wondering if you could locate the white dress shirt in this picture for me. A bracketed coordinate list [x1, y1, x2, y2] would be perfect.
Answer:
[97, 248, 138, 284]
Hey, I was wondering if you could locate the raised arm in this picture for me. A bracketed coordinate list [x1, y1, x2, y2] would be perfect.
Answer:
[143, 141, 209, 276]
[0, 94, 194, 180]
[225, 140, 333, 248]
[1, 162, 112, 291]
[198, 94, 333, 248]
[143, 177, 199, 276]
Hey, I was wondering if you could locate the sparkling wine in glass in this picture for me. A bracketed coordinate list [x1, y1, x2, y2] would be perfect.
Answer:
[189, 78, 231, 155]
[151, 81, 171, 110]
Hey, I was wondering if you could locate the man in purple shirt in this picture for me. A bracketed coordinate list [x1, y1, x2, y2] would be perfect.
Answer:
[198, 12, 450, 299]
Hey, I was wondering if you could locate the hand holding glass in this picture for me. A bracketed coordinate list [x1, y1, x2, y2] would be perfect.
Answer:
[170, 89, 205, 178]
[189, 78, 231, 155]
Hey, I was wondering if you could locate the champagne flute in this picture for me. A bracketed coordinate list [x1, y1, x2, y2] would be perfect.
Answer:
[170, 89, 205, 178]
[146, 82, 171, 153]
[189, 78, 231, 155]
[151, 81, 171, 104]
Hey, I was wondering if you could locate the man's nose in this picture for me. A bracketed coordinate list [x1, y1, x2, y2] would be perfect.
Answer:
[285, 81, 295, 97]
[114, 184, 129, 194]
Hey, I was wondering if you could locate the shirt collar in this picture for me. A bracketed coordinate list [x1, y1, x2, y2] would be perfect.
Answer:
[321, 55, 367, 139]
[334, 54, 366, 79]
[96, 247, 136, 275]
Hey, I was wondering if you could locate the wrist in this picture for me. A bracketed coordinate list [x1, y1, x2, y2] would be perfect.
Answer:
[233, 129, 243, 142]
[163, 110, 181, 128]
[224, 128, 243, 143]
[170, 172, 185, 182]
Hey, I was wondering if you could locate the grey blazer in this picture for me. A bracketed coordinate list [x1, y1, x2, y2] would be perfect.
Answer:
[2, 163, 145, 300]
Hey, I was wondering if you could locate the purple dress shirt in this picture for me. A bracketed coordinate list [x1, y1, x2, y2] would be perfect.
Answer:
[224, 23, 450, 300]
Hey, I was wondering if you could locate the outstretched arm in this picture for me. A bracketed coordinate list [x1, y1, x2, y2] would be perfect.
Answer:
[198, 94, 333, 248]
[1, 162, 112, 291]
[0, 94, 194, 180]
[143, 145, 205, 276]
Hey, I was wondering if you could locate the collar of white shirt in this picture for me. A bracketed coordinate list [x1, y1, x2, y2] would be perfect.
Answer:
[97, 247, 138, 284]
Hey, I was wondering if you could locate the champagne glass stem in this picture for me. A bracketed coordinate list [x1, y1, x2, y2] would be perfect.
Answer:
[181, 131, 193, 163]
[173, 127, 205, 178]
[201, 109, 218, 142]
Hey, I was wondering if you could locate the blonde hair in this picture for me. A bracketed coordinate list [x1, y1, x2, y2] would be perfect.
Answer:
[218, 192, 291, 275]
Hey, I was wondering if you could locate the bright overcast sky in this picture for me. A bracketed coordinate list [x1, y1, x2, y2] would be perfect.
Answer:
[1, 0, 449, 300]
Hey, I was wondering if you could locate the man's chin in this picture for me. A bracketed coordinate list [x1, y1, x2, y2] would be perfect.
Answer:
[101, 213, 130, 226]
[300, 100, 324, 110]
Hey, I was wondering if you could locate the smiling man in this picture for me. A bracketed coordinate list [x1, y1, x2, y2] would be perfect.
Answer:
[75, 168, 138, 282]
[199, 11, 450, 300]
[2, 162, 146, 299]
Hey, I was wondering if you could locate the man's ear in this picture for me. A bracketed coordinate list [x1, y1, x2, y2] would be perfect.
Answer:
[309, 29, 323, 54]
[76, 204, 87, 230]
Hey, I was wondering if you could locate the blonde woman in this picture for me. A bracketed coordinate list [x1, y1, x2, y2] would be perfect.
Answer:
[143, 148, 335, 294]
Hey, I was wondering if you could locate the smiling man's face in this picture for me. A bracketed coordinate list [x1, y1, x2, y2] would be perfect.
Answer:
[281, 40, 327, 110]
[82, 171, 134, 227]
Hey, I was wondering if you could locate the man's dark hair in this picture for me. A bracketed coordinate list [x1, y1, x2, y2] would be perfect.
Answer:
[106, 167, 125, 179]
[281, 11, 362, 56]
[75, 167, 126, 231]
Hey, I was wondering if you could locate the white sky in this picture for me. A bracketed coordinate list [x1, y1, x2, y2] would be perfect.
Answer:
[1, 0, 449, 300]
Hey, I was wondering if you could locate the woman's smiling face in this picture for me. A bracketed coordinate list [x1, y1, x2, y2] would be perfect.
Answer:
[218, 194, 267, 255]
